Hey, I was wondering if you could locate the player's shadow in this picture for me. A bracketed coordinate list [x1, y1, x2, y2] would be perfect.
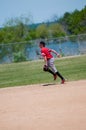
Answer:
[42, 83, 56, 86]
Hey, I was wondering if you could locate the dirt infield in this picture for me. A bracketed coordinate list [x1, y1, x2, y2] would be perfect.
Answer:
[0, 80, 86, 130]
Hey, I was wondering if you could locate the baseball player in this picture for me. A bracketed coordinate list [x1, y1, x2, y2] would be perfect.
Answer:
[39, 41, 65, 84]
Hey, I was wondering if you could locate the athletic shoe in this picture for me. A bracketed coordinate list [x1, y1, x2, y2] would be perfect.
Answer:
[54, 74, 57, 80]
[61, 79, 65, 84]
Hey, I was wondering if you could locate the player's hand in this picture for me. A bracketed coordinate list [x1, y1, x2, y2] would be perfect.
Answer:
[57, 54, 61, 58]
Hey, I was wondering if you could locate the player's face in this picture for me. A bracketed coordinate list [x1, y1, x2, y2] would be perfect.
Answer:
[39, 43, 43, 48]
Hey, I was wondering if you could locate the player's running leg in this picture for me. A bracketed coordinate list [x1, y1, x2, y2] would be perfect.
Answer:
[43, 65, 57, 80]
[48, 58, 65, 83]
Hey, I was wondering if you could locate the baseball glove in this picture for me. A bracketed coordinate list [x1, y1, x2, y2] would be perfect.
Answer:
[43, 65, 48, 71]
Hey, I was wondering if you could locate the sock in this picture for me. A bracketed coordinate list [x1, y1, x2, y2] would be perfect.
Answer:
[56, 71, 64, 80]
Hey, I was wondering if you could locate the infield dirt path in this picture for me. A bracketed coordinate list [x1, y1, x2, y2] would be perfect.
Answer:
[0, 80, 86, 130]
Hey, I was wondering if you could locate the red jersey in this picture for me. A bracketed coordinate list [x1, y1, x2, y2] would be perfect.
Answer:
[41, 47, 53, 59]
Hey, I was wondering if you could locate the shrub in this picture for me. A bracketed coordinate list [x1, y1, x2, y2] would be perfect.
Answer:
[13, 51, 27, 62]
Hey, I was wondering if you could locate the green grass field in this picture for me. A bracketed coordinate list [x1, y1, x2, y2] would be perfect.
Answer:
[0, 55, 86, 88]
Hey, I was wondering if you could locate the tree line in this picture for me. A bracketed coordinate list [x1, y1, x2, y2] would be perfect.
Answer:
[0, 6, 86, 63]
[0, 6, 86, 44]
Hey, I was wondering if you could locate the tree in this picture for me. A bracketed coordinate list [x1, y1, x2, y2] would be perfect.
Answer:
[0, 15, 33, 62]
[48, 23, 66, 37]
[1, 14, 32, 43]
[59, 6, 86, 34]
[0, 29, 5, 43]
[36, 24, 48, 38]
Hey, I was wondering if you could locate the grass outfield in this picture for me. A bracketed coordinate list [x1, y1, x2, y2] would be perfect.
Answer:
[0, 55, 86, 88]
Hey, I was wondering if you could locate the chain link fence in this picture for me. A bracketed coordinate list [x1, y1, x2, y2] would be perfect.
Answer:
[0, 34, 86, 64]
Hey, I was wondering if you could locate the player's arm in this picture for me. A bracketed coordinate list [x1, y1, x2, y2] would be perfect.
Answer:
[41, 53, 48, 66]
[43, 56, 48, 66]
[49, 49, 60, 57]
